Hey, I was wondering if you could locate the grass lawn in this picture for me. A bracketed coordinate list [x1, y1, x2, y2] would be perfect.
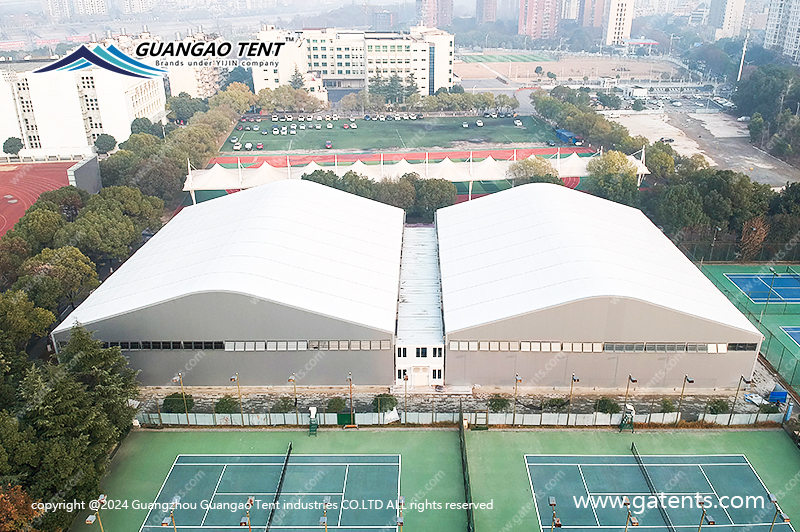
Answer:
[222, 115, 558, 152]
[460, 53, 552, 63]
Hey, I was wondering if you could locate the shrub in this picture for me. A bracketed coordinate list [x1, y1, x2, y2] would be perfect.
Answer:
[489, 394, 510, 412]
[272, 396, 295, 413]
[373, 393, 398, 412]
[162, 392, 194, 413]
[543, 398, 568, 411]
[215, 395, 238, 414]
[707, 399, 730, 415]
[759, 403, 780, 414]
[596, 397, 620, 414]
[327, 397, 346, 413]
[660, 398, 675, 413]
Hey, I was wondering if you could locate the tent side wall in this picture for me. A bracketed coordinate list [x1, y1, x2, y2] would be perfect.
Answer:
[444, 297, 761, 389]
[53, 291, 394, 386]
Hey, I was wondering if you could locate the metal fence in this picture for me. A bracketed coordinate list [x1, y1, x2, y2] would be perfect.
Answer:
[135, 411, 785, 427]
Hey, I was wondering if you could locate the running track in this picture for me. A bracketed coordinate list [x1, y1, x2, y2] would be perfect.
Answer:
[0, 162, 72, 237]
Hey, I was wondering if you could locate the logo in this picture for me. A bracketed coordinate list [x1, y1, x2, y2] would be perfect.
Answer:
[34, 44, 166, 78]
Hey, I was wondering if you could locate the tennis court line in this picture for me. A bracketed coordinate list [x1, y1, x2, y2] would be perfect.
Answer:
[697, 464, 733, 524]
[141, 526, 395, 530]
[526, 462, 752, 467]
[757, 276, 785, 302]
[200, 464, 227, 526]
[174, 463, 396, 467]
[577, 465, 600, 527]
[215, 492, 346, 496]
[138, 455, 179, 532]
[339, 465, 349, 527]
[742, 454, 798, 532]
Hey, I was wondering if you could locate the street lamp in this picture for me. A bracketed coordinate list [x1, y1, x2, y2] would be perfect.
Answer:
[710, 226, 722, 261]
[161, 510, 177, 530]
[760, 267, 777, 322]
[347, 372, 354, 425]
[171, 373, 190, 426]
[403, 373, 408, 425]
[728, 375, 752, 426]
[85, 495, 107, 532]
[230, 373, 244, 426]
[768, 493, 790, 532]
[697, 500, 715, 532]
[567, 374, 579, 426]
[549, 497, 561, 532]
[289, 373, 299, 425]
[513, 373, 522, 426]
[676, 374, 694, 425]
[623, 497, 639, 532]
[320, 496, 331, 532]
[623, 375, 637, 416]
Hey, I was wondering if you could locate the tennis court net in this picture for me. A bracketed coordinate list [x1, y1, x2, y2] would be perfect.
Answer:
[631, 442, 676, 532]
[266, 441, 293, 531]
[458, 403, 475, 532]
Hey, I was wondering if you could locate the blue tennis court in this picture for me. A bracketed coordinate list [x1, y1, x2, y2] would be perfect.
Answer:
[781, 326, 800, 348]
[725, 273, 800, 304]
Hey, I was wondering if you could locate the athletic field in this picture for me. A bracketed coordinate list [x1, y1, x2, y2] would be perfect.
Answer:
[69, 428, 799, 532]
[459, 53, 551, 63]
[222, 115, 558, 152]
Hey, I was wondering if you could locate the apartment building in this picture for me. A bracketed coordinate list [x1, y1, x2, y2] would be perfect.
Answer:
[476, 0, 498, 23]
[709, 0, 745, 40]
[518, 0, 561, 39]
[580, 0, 605, 27]
[603, 0, 633, 45]
[765, 0, 800, 61]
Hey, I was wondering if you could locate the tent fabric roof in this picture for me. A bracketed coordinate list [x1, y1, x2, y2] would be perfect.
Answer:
[435, 183, 760, 335]
[55, 180, 406, 334]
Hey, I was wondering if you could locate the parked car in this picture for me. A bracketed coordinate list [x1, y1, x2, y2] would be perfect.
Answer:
[351, 123, 358, 129]
[325, 140, 332, 148]
[327, 122, 333, 129]
[315, 123, 322, 130]
[256, 142, 263, 149]
[253, 125, 259, 131]
[462, 122, 469, 128]
[343, 123, 349, 129]
[233, 143, 242, 150]
[244, 142, 252, 150]
[230, 136, 238, 143]
[476, 120, 484, 127]
[272, 127, 279, 135]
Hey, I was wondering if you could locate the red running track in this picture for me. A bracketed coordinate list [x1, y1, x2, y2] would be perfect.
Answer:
[0, 162, 72, 237]
[209, 146, 595, 167]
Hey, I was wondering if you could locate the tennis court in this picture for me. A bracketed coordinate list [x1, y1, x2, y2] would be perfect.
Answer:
[140, 446, 400, 531]
[526, 444, 794, 532]
[725, 272, 800, 304]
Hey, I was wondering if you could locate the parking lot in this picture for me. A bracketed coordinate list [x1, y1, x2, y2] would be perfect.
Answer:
[223, 113, 558, 152]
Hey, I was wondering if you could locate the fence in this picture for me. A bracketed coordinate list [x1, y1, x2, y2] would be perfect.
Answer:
[678, 241, 800, 264]
[135, 410, 785, 427]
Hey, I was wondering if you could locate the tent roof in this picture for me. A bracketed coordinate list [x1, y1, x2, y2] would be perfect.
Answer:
[436, 183, 760, 335]
[55, 180, 405, 334]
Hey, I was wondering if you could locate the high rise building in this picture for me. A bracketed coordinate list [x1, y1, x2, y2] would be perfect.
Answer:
[74, 0, 109, 15]
[765, 0, 800, 61]
[41, 0, 71, 20]
[602, 0, 633, 45]
[579, 0, 605, 27]
[438, 0, 454, 26]
[518, 0, 560, 38]
[117, 0, 156, 14]
[708, 0, 745, 40]
[373, 11, 396, 31]
[562, 0, 579, 19]
[417, 0, 438, 26]
[476, 0, 498, 22]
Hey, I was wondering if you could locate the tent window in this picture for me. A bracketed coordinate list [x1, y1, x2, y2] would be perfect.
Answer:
[130, 342, 140, 350]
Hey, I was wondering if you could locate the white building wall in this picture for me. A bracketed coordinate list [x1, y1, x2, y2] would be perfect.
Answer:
[252, 27, 308, 94]
[711, 0, 745, 39]
[28, 72, 89, 151]
[410, 26, 454, 94]
[0, 76, 22, 154]
[765, 0, 800, 62]
[603, 0, 633, 45]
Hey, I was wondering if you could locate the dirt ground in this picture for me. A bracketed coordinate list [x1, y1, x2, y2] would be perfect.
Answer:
[610, 113, 714, 163]
[454, 57, 677, 82]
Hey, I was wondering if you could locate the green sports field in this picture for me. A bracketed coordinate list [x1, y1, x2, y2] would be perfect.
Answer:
[702, 264, 800, 389]
[222, 115, 558, 152]
[70, 428, 800, 532]
[459, 53, 552, 63]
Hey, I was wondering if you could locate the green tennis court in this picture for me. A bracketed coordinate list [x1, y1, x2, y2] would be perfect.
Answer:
[526, 446, 794, 532]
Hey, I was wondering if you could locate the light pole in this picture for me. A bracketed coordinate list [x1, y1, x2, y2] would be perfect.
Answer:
[549, 497, 561, 532]
[513, 373, 522, 426]
[347, 372, 354, 425]
[230, 373, 244, 426]
[728, 375, 752, 426]
[697, 500, 715, 532]
[567, 373, 579, 426]
[623, 497, 639, 532]
[676, 374, 694, 425]
[768, 493, 790, 532]
[404, 373, 408, 425]
[289, 373, 299, 425]
[760, 267, 777, 322]
[171, 373, 190, 426]
[623, 375, 637, 416]
[243, 496, 254, 532]
[85, 494, 107, 532]
[396, 496, 405, 531]
[320, 495, 331, 531]
[710, 226, 721, 261]
[161, 510, 177, 531]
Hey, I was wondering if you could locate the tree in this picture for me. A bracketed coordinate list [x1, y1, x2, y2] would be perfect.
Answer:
[167, 92, 209, 123]
[535, 66, 544, 75]
[57, 326, 139, 438]
[488, 394, 510, 412]
[209, 82, 255, 114]
[596, 397, 620, 413]
[221, 66, 254, 92]
[748, 113, 765, 143]
[162, 392, 194, 413]
[0, 236, 31, 289]
[653, 184, 708, 233]
[290, 66, 305, 90]
[0, 291, 54, 350]
[586, 151, 639, 206]
[632, 99, 645, 111]
[506, 158, 561, 186]
[546, 72, 557, 80]
[118, 133, 161, 158]
[130, 117, 159, 137]
[54, 208, 137, 260]
[131, 155, 184, 201]
[165, 123, 217, 168]
[17, 247, 99, 306]
[414, 179, 457, 221]
[0, 485, 42, 531]
[645, 151, 675, 181]
[94, 134, 117, 154]
[373, 393, 397, 412]
[272, 397, 294, 413]
[739, 216, 769, 262]
[99, 150, 141, 188]
[326, 397, 346, 413]
[10, 275, 62, 313]
[36, 186, 89, 222]
[93, 186, 163, 233]
[11, 209, 65, 253]
[374, 178, 416, 210]
[2, 138, 23, 156]
[215, 395, 238, 414]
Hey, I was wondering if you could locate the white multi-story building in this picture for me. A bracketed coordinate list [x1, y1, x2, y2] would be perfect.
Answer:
[74, 0, 109, 15]
[0, 67, 166, 158]
[252, 26, 454, 100]
[41, 0, 71, 20]
[765, 0, 800, 61]
[603, 0, 633, 45]
[118, 0, 156, 13]
[709, 0, 745, 40]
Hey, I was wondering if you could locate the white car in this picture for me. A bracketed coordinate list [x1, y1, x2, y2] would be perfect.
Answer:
[290, 128, 296, 135]
[514, 119, 523, 127]
[325, 115, 331, 121]
[300, 124, 306, 130]
[244, 142, 252, 150]
[316, 115, 323, 121]
[271, 115, 278, 121]
[281, 127, 287, 135]
[315, 123, 322, 130]
[298, 115, 305, 121]
[332, 114, 339, 120]
[351, 123, 358, 129]
[462, 122, 469, 128]
[291, 123, 297, 129]
[378, 115, 386, 121]
[252, 125, 259, 131]
[326, 122, 333, 129]
[307, 115, 313, 121]
[272, 127, 279, 135]
[233, 143, 242, 150]
[350, 117, 356, 122]
[476, 120, 484, 127]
